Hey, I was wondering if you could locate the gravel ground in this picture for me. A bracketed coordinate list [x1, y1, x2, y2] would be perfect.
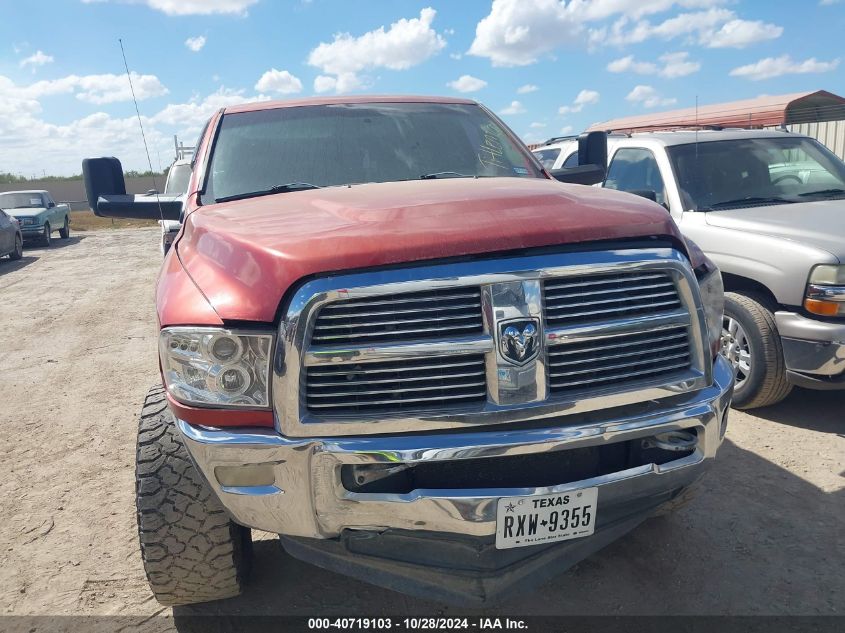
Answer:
[0, 228, 842, 625]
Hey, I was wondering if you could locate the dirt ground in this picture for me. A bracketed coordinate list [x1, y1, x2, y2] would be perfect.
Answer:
[0, 228, 842, 624]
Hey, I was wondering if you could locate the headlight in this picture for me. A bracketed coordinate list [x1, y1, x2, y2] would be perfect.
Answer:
[805, 265, 845, 317]
[697, 265, 724, 358]
[159, 328, 273, 408]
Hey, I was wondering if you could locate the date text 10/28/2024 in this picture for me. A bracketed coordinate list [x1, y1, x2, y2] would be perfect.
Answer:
[308, 618, 528, 630]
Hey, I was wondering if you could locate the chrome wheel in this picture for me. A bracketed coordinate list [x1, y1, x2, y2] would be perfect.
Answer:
[722, 315, 751, 388]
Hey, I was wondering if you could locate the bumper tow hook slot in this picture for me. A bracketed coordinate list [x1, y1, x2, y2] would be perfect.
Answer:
[642, 430, 697, 452]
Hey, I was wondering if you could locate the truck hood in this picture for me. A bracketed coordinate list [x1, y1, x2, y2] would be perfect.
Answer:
[704, 200, 845, 261]
[6, 208, 47, 218]
[178, 177, 684, 322]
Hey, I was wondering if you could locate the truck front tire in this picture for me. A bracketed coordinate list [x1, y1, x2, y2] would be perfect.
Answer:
[722, 292, 792, 409]
[136, 385, 252, 606]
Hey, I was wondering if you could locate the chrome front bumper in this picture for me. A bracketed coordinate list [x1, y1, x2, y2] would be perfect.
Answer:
[179, 355, 733, 541]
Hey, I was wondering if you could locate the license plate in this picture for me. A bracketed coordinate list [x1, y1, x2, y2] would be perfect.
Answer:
[495, 487, 598, 550]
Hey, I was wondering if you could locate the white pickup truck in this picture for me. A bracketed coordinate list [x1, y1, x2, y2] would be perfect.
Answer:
[536, 129, 845, 408]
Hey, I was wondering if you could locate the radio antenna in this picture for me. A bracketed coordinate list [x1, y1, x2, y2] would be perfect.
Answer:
[119, 38, 164, 222]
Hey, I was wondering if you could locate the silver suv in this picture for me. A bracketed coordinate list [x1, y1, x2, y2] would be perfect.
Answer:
[536, 129, 845, 408]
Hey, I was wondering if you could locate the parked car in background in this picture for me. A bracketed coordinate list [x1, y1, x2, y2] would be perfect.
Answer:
[0, 209, 23, 260]
[0, 190, 70, 246]
[536, 129, 845, 408]
[83, 96, 732, 606]
[159, 157, 192, 254]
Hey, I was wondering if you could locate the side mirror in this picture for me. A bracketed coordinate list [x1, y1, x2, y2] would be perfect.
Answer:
[47, 201, 56, 208]
[549, 131, 607, 185]
[628, 189, 657, 202]
[82, 157, 182, 220]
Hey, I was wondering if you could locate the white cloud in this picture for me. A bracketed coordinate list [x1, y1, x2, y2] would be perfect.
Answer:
[707, 18, 784, 48]
[449, 52, 463, 60]
[608, 51, 699, 77]
[254, 69, 303, 94]
[607, 55, 657, 74]
[9, 72, 168, 105]
[83, 0, 258, 15]
[308, 8, 446, 92]
[592, 8, 781, 49]
[0, 81, 268, 176]
[468, 0, 582, 67]
[468, 0, 736, 66]
[566, 0, 728, 21]
[500, 100, 526, 115]
[729, 55, 840, 81]
[313, 73, 368, 94]
[184, 35, 207, 52]
[20, 50, 54, 70]
[447, 74, 487, 93]
[658, 51, 700, 77]
[529, 121, 547, 128]
[151, 86, 261, 127]
[560, 125, 573, 134]
[558, 89, 600, 115]
[625, 84, 677, 108]
[517, 84, 539, 94]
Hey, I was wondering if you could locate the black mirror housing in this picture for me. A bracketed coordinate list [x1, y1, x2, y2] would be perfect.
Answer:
[628, 189, 658, 202]
[549, 131, 607, 186]
[82, 157, 182, 220]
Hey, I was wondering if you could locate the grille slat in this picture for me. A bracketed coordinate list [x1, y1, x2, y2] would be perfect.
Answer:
[307, 392, 486, 410]
[324, 290, 480, 308]
[308, 369, 484, 388]
[312, 287, 483, 345]
[544, 271, 682, 328]
[317, 301, 480, 320]
[305, 354, 487, 414]
[548, 326, 691, 394]
[549, 351, 690, 378]
[550, 361, 691, 390]
[544, 280, 675, 300]
[544, 273, 665, 291]
[307, 358, 483, 378]
[548, 340, 689, 366]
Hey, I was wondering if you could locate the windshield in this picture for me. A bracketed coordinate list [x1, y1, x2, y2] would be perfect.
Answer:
[667, 136, 845, 211]
[205, 102, 542, 203]
[0, 192, 45, 209]
[164, 163, 192, 195]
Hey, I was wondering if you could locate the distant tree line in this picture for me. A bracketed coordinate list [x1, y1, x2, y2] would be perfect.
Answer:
[0, 170, 165, 184]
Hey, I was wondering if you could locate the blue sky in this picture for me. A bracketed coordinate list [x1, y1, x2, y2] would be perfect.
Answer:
[1, 0, 843, 175]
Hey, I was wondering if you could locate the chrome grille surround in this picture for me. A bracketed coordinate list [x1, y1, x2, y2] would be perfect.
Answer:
[274, 248, 712, 437]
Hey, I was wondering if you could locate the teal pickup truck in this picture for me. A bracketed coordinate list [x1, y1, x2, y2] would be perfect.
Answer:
[0, 190, 70, 246]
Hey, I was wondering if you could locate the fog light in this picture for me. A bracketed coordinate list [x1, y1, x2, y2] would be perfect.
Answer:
[214, 464, 276, 487]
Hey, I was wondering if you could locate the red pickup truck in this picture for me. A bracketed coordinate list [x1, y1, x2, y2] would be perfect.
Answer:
[83, 96, 732, 605]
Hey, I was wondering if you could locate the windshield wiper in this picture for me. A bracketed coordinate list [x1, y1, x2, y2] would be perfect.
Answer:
[215, 182, 322, 203]
[420, 172, 476, 180]
[797, 188, 845, 198]
[703, 196, 795, 210]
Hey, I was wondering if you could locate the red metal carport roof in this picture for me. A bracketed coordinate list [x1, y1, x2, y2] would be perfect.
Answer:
[587, 90, 845, 133]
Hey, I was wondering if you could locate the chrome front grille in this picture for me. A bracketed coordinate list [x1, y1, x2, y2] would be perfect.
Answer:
[305, 354, 487, 414]
[547, 326, 691, 393]
[544, 272, 681, 327]
[311, 287, 483, 345]
[277, 248, 711, 437]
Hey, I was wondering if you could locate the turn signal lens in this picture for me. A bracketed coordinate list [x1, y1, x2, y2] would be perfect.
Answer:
[804, 298, 845, 317]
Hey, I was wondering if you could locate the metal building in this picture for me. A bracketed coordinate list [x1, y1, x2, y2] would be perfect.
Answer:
[587, 90, 845, 160]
